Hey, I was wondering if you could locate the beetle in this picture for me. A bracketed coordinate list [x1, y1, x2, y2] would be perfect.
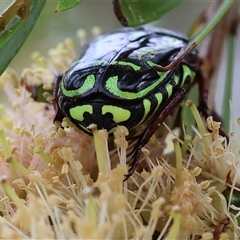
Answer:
[52, 26, 208, 180]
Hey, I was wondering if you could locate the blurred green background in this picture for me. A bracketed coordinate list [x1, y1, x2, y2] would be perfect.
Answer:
[2, 1, 208, 72]
[0, 1, 239, 120]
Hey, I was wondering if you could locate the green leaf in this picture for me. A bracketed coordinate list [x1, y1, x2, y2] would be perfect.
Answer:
[55, 0, 82, 12]
[113, 0, 185, 27]
[0, 0, 46, 75]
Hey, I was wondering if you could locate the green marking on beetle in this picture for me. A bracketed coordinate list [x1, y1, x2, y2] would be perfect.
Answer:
[173, 65, 195, 87]
[113, 61, 141, 71]
[155, 92, 163, 106]
[182, 64, 196, 86]
[138, 99, 151, 125]
[69, 105, 93, 122]
[174, 75, 179, 85]
[102, 105, 131, 123]
[143, 92, 163, 124]
[154, 92, 163, 114]
[147, 60, 159, 68]
[146, 61, 170, 78]
[61, 74, 96, 97]
[106, 69, 166, 99]
[166, 82, 173, 98]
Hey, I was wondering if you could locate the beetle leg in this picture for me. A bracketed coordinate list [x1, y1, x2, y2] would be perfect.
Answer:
[153, 43, 197, 72]
[194, 71, 209, 119]
[53, 75, 66, 125]
[124, 88, 186, 181]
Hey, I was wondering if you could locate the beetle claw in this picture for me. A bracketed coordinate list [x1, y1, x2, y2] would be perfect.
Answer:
[124, 147, 141, 181]
[197, 99, 209, 119]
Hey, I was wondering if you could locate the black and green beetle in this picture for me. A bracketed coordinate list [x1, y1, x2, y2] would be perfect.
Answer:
[53, 26, 208, 180]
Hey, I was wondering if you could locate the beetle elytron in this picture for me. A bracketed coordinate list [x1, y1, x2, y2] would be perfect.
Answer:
[53, 26, 208, 180]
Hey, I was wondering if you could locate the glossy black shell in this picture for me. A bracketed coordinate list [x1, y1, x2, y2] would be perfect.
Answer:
[59, 26, 196, 134]
[61, 26, 190, 98]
